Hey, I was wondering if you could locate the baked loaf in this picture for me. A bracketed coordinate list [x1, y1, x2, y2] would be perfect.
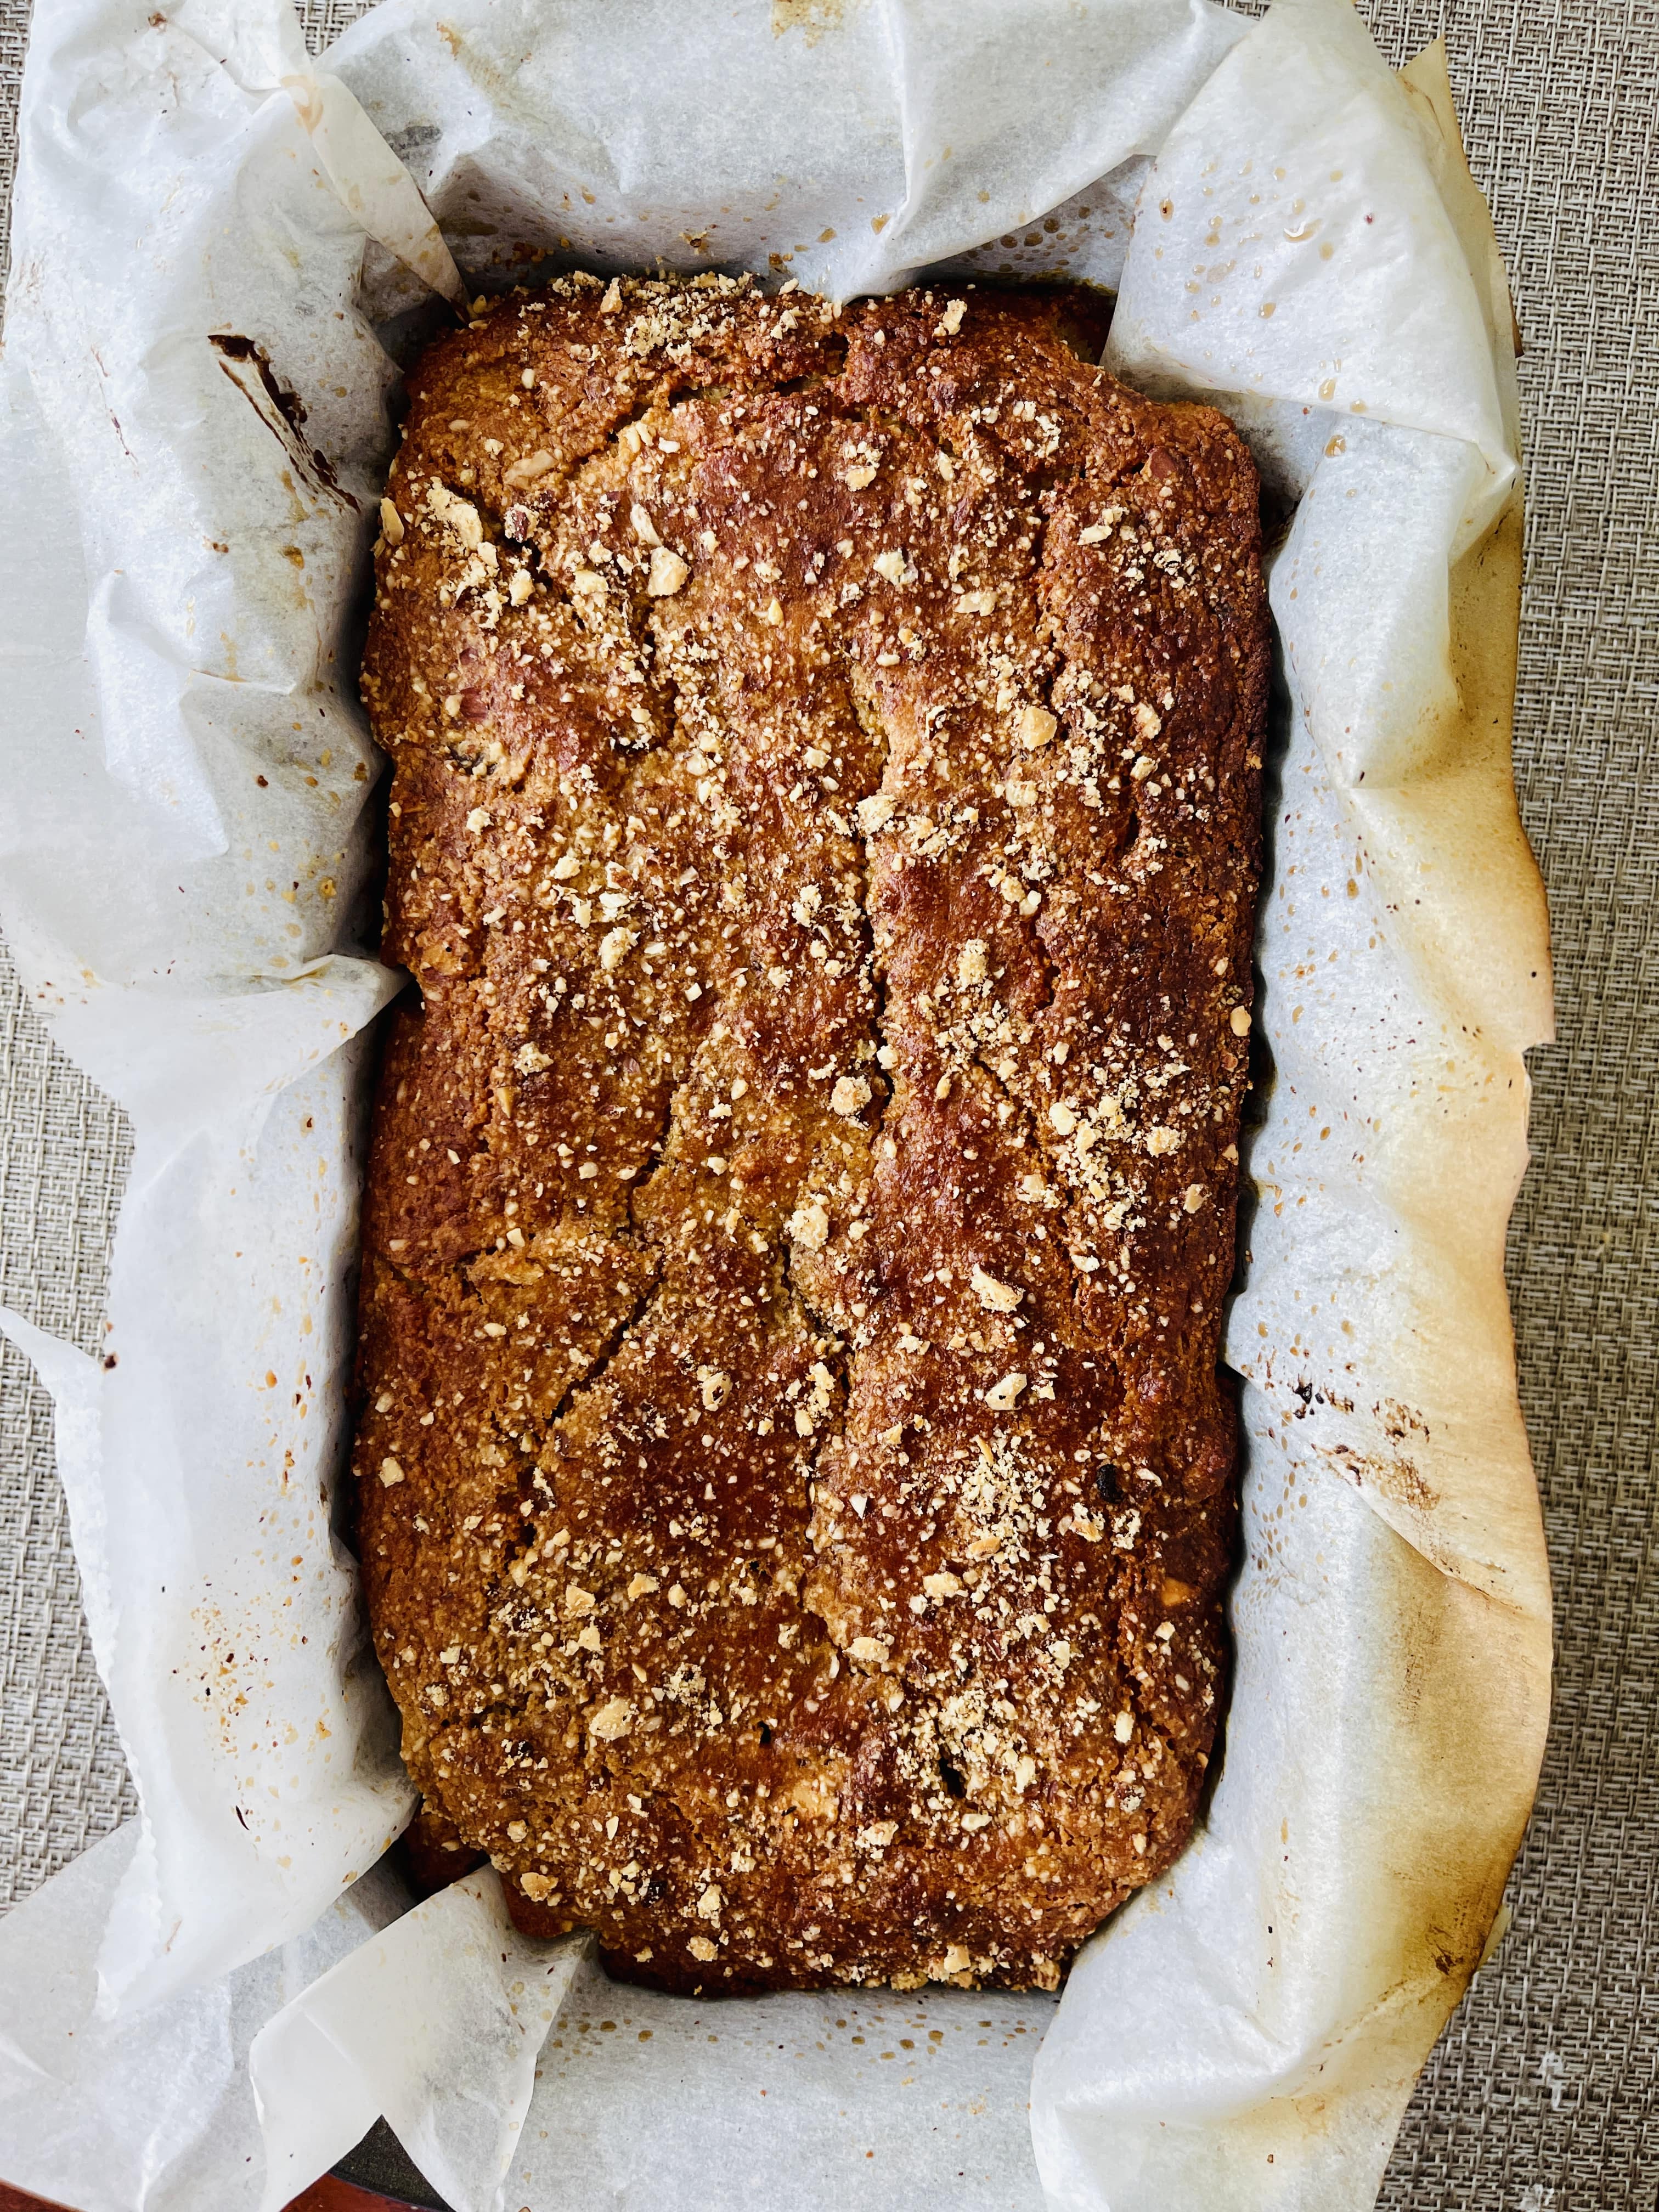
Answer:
[354, 273, 1267, 1995]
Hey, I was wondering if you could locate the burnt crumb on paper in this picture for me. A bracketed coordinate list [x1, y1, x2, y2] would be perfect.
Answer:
[208, 331, 360, 509]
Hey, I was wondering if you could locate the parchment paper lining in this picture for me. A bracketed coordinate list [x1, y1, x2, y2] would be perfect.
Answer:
[0, 3, 1549, 2207]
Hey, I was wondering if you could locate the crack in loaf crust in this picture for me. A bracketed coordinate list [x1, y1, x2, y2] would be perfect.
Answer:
[354, 272, 1268, 1997]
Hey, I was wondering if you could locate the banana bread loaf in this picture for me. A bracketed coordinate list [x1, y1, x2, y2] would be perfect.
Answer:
[353, 272, 1267, 1995]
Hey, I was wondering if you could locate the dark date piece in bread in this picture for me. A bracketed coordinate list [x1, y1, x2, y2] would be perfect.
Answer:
[353, 273, 1267, 1996]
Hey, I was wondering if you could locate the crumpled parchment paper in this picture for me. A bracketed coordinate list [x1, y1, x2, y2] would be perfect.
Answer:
[0, 0, 1551, 2206]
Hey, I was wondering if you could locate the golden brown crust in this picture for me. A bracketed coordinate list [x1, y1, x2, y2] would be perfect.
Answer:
[353, 273, 1267, 1996]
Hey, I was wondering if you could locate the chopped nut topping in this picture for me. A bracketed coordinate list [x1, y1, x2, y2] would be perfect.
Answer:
[502, 450, 554, 490]
[647, 546, 690, 596]
[589, 1697, 634, 1742]
[971, 1266, 1023, 1313]
[787, 1197, 830, 1250]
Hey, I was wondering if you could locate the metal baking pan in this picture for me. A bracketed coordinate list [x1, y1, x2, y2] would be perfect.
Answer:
[334, 2124, 450, 2211]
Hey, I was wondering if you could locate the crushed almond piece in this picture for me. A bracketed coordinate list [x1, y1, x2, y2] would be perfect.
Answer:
[787, 1197, 830, 1250]
[589, 1697, 633, 1741]
[971, 1265, 1022, 1314]
[647, 545, 690, 595]
[501, 450, 554, 489]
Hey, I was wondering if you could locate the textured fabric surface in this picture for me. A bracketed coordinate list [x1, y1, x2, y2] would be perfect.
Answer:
[1, 1, 1654, 2204]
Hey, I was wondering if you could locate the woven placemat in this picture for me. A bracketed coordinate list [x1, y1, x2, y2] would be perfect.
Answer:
[2, 2, 1654, 2203]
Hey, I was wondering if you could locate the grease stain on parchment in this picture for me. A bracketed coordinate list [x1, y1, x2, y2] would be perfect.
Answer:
[772, 0, 849, 44]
